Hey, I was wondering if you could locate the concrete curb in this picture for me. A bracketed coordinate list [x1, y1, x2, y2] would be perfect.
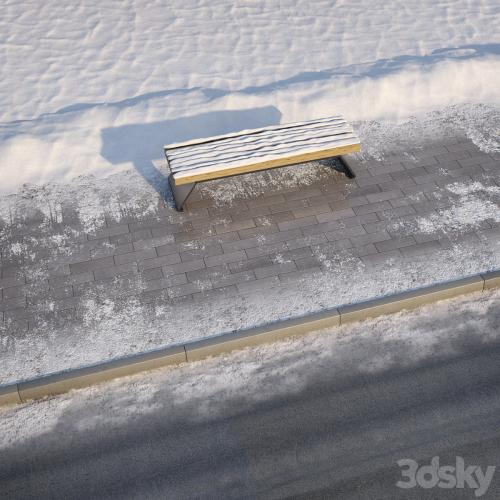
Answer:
[1, 270, 499, 407]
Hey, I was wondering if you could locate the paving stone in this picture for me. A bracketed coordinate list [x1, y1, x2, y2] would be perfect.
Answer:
[435, 150, 472, 162]
[329, 196, 369, 210]
[379, 205, 417, 219]
[402, 183, 438, 195]
[446, 142, 477, 153]
[362, 220, 391, 234]
[374, 236, 416, 252]
[272, 246, 313, 263]
[128, 219, 186, 234]
[215, 219, 255, 235]
[402, 157, 438, 169]
[353, 201, 392, 216]
[94, 262, 138, 281]
[355, 174, 393, 187]
[350, 230, 392, 247]
[254, 211, 295, 226]
[370, 163, 407, 175]
[141, 274, 188, 292]
[227, 256, 271, 274]
[277, 216, 318, 231]
[254, 261, 297, 279]
[211, 270, 255, 288]
[339, 213, 380, 229]
[167, 280, 212, 298]
[361, 250, 402, 268]
[300, 221, 341, 237]
[291, 204, 331, 218]
[228, 206, 270, 221]
[316, 208, 356, 223]
[0, 295, 26, 312]
[26, 285, 74, 306]
[295, 256, 322, 271]
[221, 236, 260, 253]
[140, 267, 164, 281]
[269, 198, 309, 213]
[236, 276, 280, 294]
[312, 240, 354, 258]
[162, 259, 206, 277]
[205, 250, 247, 267]
[284, 187, 323, 201]
[245, 242, 289, 259]
[348, 185, 383, 199]
[90, 243, 134, 259]
[188, 264, 232, 282]
[114, 248, 157, 265]
[278, 267, 322, 283]
[192, 285, 238, 302]
[286, 234, 327, 250]
[325, 225, 366, 242]
[180, 244, 223, 263]
[366, 189, 404, 203]
[87, 224, 130, 240]
[400, 241, 442, 258]
[171, 227, 217, 242]
[132, 235, 175, 251]
[352, 243, 378, 257]
[247, 194, 286, 208]
[139, 253, 182, 271]
[49, 272, 94, 288]
[156, 242, 180, 256]
[238, 224, 279, 239]
[0, 274, 26, 290]
[69, 256, 114, 274]
[2, 282, 47, 300]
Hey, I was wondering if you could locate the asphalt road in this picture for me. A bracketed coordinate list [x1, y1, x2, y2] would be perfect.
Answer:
[1, 293, 500, 499]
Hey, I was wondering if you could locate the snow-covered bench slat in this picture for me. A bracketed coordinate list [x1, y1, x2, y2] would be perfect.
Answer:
[164, 116, 360, 211]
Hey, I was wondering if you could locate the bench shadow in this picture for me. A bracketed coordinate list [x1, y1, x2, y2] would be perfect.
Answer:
[100, 107, 282, 204]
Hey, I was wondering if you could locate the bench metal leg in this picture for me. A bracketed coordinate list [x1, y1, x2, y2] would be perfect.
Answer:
[338, 156, 357, 179]
[169, 175, 196, 211]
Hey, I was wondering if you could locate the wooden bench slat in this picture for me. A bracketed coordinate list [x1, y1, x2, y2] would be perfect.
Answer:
[173, 141, 360, 185]
[164, 115, 345, 150]
[164, 115, 361, 209]
[166, 119, 356, 177]
[168, 124, 354, 167]
[167, 119, 350, 160]
[171, 132, 358, 175]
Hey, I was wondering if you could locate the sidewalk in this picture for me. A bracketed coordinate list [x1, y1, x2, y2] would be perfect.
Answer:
[1, 134, 499, 381]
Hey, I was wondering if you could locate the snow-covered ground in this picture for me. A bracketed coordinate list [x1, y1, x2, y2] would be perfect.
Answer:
[1, 0, 499, 193]
[2, 288, 499, 445]
[0, 1, 499, 383]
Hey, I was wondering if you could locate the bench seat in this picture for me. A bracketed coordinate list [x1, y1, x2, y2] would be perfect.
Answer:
[164, 115, 360, 210]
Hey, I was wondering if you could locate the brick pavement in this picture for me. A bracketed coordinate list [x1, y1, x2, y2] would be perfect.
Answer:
[1, 136, 499, 337]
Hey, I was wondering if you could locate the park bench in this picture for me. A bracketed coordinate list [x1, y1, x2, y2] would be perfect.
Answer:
[164, 115, 360, 211]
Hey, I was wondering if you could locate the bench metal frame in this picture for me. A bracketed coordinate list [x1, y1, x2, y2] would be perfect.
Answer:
[167, 155, 357, 211]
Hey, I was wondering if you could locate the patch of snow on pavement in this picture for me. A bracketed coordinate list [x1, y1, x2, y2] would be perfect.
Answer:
[1, 289, 499, 442]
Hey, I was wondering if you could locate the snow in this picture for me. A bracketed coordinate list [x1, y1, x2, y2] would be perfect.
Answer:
[0, 1, 499, 384]
[168, 116, 358, 180]
[1, 0, 499, 194]
[1, 288, 499, 444]
[1, 229, 498, 383]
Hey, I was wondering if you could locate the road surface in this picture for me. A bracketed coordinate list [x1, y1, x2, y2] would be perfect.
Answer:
[1, 289, 500, 499]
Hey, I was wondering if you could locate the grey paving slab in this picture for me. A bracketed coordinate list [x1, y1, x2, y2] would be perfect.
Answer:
[0, 135, 499, 365]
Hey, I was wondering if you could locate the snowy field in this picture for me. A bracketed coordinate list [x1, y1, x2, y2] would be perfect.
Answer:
[0, 0, 499, 193]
